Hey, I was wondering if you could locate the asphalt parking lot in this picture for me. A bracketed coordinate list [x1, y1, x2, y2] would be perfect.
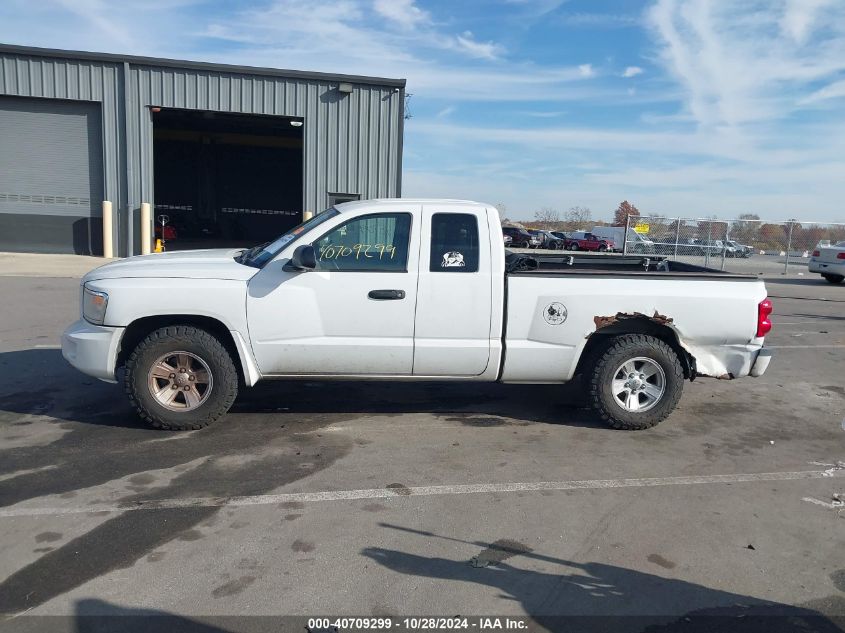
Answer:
[0, 262, 843, 632]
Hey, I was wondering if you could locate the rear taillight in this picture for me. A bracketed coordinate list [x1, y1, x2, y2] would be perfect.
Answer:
[838, 253, 845, 260]
[757, 298, 772, 338]
[812, 250, 820, 257]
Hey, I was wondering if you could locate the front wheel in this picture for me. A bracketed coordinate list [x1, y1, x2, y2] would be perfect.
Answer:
[125, 325, 239, 430]
[587, 334, 684, 430]
[569, 243, 579, 251]
[822, 274, 844, 284]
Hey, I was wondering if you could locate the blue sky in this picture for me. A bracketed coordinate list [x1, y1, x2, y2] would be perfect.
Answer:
[2, 0, 845, 221]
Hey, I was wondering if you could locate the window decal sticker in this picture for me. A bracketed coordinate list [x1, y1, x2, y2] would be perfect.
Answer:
[441, 251, 466, 267]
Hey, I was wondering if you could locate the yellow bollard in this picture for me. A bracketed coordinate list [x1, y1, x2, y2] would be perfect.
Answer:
[154, 238, 164, 253]
[140, 203, 152, 255]
[102, 201, 113, 258]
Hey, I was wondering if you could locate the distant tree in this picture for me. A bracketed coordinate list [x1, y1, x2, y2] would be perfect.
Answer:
[698, 217, 728, 241]
[731, 213, 761, 244]
[533, 207, 560, 230]
[562, 206, 592, 231]
[613, 200, 640, 226]
[495, 203, 507, 216]
[759, 223, 786, 249]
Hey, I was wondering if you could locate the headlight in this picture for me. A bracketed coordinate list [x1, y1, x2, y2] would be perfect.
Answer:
[82, 286, 109, 325]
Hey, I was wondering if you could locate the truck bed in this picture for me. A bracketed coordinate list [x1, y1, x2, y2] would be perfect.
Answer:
[500, 251, 767, 383]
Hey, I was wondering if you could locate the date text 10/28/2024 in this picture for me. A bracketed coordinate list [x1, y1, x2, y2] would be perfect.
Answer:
[307, 617, 529, 631]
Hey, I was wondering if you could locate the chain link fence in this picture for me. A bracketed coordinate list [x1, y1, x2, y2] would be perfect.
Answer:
[622, 215, 845, 274]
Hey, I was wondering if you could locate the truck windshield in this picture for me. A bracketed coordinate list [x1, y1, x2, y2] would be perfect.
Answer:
[239, 208, 340, 268]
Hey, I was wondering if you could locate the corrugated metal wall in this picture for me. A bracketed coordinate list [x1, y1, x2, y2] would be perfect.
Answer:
[0, 48, 404, 255]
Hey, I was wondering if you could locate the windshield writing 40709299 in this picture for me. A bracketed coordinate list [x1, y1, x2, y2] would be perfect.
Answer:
[318, 243, 398, 261]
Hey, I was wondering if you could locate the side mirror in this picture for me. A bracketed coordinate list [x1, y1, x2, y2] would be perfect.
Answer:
[283, 244, 317, 272]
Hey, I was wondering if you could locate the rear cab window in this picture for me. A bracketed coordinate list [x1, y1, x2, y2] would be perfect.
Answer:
[429, 213, 480, 273]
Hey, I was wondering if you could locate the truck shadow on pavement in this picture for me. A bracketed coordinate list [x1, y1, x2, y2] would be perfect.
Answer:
[0, 349, 598, 619]
[362, 523, 845, 633]
[0, 348, 600, 432]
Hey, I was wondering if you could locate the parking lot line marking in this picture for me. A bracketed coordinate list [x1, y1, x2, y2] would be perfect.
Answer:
[801, 497, 844, 510]
[33, 344, 61, 349]
[0, 469, 842, 518]
[765, 344, 845, 349]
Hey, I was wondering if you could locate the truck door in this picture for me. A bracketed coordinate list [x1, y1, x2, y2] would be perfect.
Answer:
[246, 210, 419, 375]
[413, 205, 493, 376]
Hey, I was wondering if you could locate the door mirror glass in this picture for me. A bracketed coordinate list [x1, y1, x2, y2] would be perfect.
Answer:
[284, 244, 317, 271]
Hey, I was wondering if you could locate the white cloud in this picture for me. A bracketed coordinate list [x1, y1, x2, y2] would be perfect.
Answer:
[452, 31, 503, 60]
[504, 0, 568, 18]
[578, 63, 594, 77]
[622, 65, 643, 77]
[436, 106, 456, 118]
[801, 79, 845, 105]
[372, 0, 428, 29]
[647, 0, 845, 127]
[780, 0, 836, 44]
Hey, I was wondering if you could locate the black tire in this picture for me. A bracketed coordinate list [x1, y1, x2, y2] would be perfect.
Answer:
[822, 274, 844, 284]
[569, 243, 579, 251]
[125, 325, 238, 430]
[587, 334, 684, 430]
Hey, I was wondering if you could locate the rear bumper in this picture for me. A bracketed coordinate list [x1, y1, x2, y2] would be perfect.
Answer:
[61, 319, 124, 383]
[808, 259, 845, 275]
[750, 347, 772, 377]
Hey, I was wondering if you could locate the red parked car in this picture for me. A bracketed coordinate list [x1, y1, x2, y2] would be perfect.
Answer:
[564, 231, 613, 252]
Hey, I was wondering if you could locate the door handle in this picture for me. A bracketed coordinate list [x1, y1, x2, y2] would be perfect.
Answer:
[368, 289, 406, 300]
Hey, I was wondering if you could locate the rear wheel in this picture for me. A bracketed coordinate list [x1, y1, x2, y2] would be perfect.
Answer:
[587, 334, 684, 430]
[569, 243, 579, 251]
[125, 325, 238, 430]
[822, 274, 844, 284]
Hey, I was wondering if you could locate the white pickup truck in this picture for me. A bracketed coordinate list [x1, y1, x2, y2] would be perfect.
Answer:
[62, 199, 773, 431]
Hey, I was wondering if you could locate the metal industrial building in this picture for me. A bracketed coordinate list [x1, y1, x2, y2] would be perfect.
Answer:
[0, 44, 406, 255]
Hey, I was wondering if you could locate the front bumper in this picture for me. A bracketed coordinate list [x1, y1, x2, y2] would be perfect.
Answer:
[61, 319, 125, 383]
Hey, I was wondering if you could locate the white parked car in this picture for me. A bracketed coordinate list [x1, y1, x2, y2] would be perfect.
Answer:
[62, 199, 773, 431]
[809, 241, 845, 284]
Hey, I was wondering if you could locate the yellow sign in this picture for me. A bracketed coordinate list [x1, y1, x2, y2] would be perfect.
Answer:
[633, 223, 650, 234]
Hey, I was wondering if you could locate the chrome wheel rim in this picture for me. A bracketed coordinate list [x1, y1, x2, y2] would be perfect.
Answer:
[611, 357, 665, 413]
[147, 351, 213, 411]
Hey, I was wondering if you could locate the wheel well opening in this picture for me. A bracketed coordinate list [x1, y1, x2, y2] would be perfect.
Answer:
[576, 317, 695, 379]
[116, 315, 243, 378]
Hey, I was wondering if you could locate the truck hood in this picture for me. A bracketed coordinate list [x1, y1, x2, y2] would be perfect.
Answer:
[83, 248, 259, 283]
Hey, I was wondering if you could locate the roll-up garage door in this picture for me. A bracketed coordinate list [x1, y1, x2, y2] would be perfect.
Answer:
[0, 96, 104, 254]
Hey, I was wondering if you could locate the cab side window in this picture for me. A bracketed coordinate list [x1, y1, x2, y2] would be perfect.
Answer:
[429, 213, 480, 273]
[314, 213, 411, 272]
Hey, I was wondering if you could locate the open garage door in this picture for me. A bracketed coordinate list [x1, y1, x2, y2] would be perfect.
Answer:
[153, 109, 303, 250]
[0, 96, 104, 254]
